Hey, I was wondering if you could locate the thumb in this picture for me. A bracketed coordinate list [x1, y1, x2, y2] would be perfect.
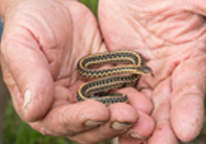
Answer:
[170, 55, 206, 142]
[1, 28, 54, 122]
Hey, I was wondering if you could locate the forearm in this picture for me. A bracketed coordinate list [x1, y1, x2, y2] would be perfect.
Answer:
[0, 0, 26, 19]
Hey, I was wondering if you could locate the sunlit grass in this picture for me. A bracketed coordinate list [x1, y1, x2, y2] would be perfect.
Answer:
[80, 0, 98, 18]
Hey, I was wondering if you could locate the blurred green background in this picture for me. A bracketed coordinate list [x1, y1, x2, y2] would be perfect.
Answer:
[2, 0, 206, 144]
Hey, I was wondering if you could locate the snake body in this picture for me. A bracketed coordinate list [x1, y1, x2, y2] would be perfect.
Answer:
[77, 50, 153, 105]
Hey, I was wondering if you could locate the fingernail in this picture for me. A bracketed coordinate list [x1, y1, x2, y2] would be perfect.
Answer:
[130, 133, 147, 139]
[23, 89, 31, 109]
[111, 122, 135, 131]
[84, 120, 105, 127]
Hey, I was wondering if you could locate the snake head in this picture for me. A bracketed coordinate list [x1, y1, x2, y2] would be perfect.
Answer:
[134, 66, 154, 77]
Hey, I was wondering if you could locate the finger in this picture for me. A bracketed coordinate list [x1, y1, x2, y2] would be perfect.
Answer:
[149, 78, 179, 144]
[30, 100, 110, 137]
[1, 29, 54, 122]
[171, 55, 206, 142]
[117, 88, 155, 143]
[68, 103, 138, 144]
[119, 111, 155, 144]
[125, 87, 153, 114]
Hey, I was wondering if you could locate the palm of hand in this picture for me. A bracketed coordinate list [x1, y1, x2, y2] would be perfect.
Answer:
[1, 0, 107, 138]
[1, 0, 206, 144]
[99, 0, 206, 143]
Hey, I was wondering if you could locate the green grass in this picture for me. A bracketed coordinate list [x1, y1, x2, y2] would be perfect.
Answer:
[80, 0, 98, 18]
[3, 100, 69, 144]
[2, 0, 206, 144]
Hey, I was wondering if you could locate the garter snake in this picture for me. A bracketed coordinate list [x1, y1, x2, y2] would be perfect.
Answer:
[77, 50, 153, 106]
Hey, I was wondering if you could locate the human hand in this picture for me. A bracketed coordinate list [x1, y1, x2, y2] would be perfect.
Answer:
[99, 0, 206, 143]
[0, 0, 140, 143]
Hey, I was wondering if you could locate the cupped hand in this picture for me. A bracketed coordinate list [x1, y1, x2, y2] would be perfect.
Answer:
[99, 0, 206, 143]
[0, 0, 139, 143]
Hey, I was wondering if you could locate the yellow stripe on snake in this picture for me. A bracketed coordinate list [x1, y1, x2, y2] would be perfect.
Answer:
[77, 50, 153, 106]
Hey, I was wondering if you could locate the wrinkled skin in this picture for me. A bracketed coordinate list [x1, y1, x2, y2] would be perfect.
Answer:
[99, 0, 206, 143]
[1, 0, 139, 144]
[0, 0, 205, 144]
